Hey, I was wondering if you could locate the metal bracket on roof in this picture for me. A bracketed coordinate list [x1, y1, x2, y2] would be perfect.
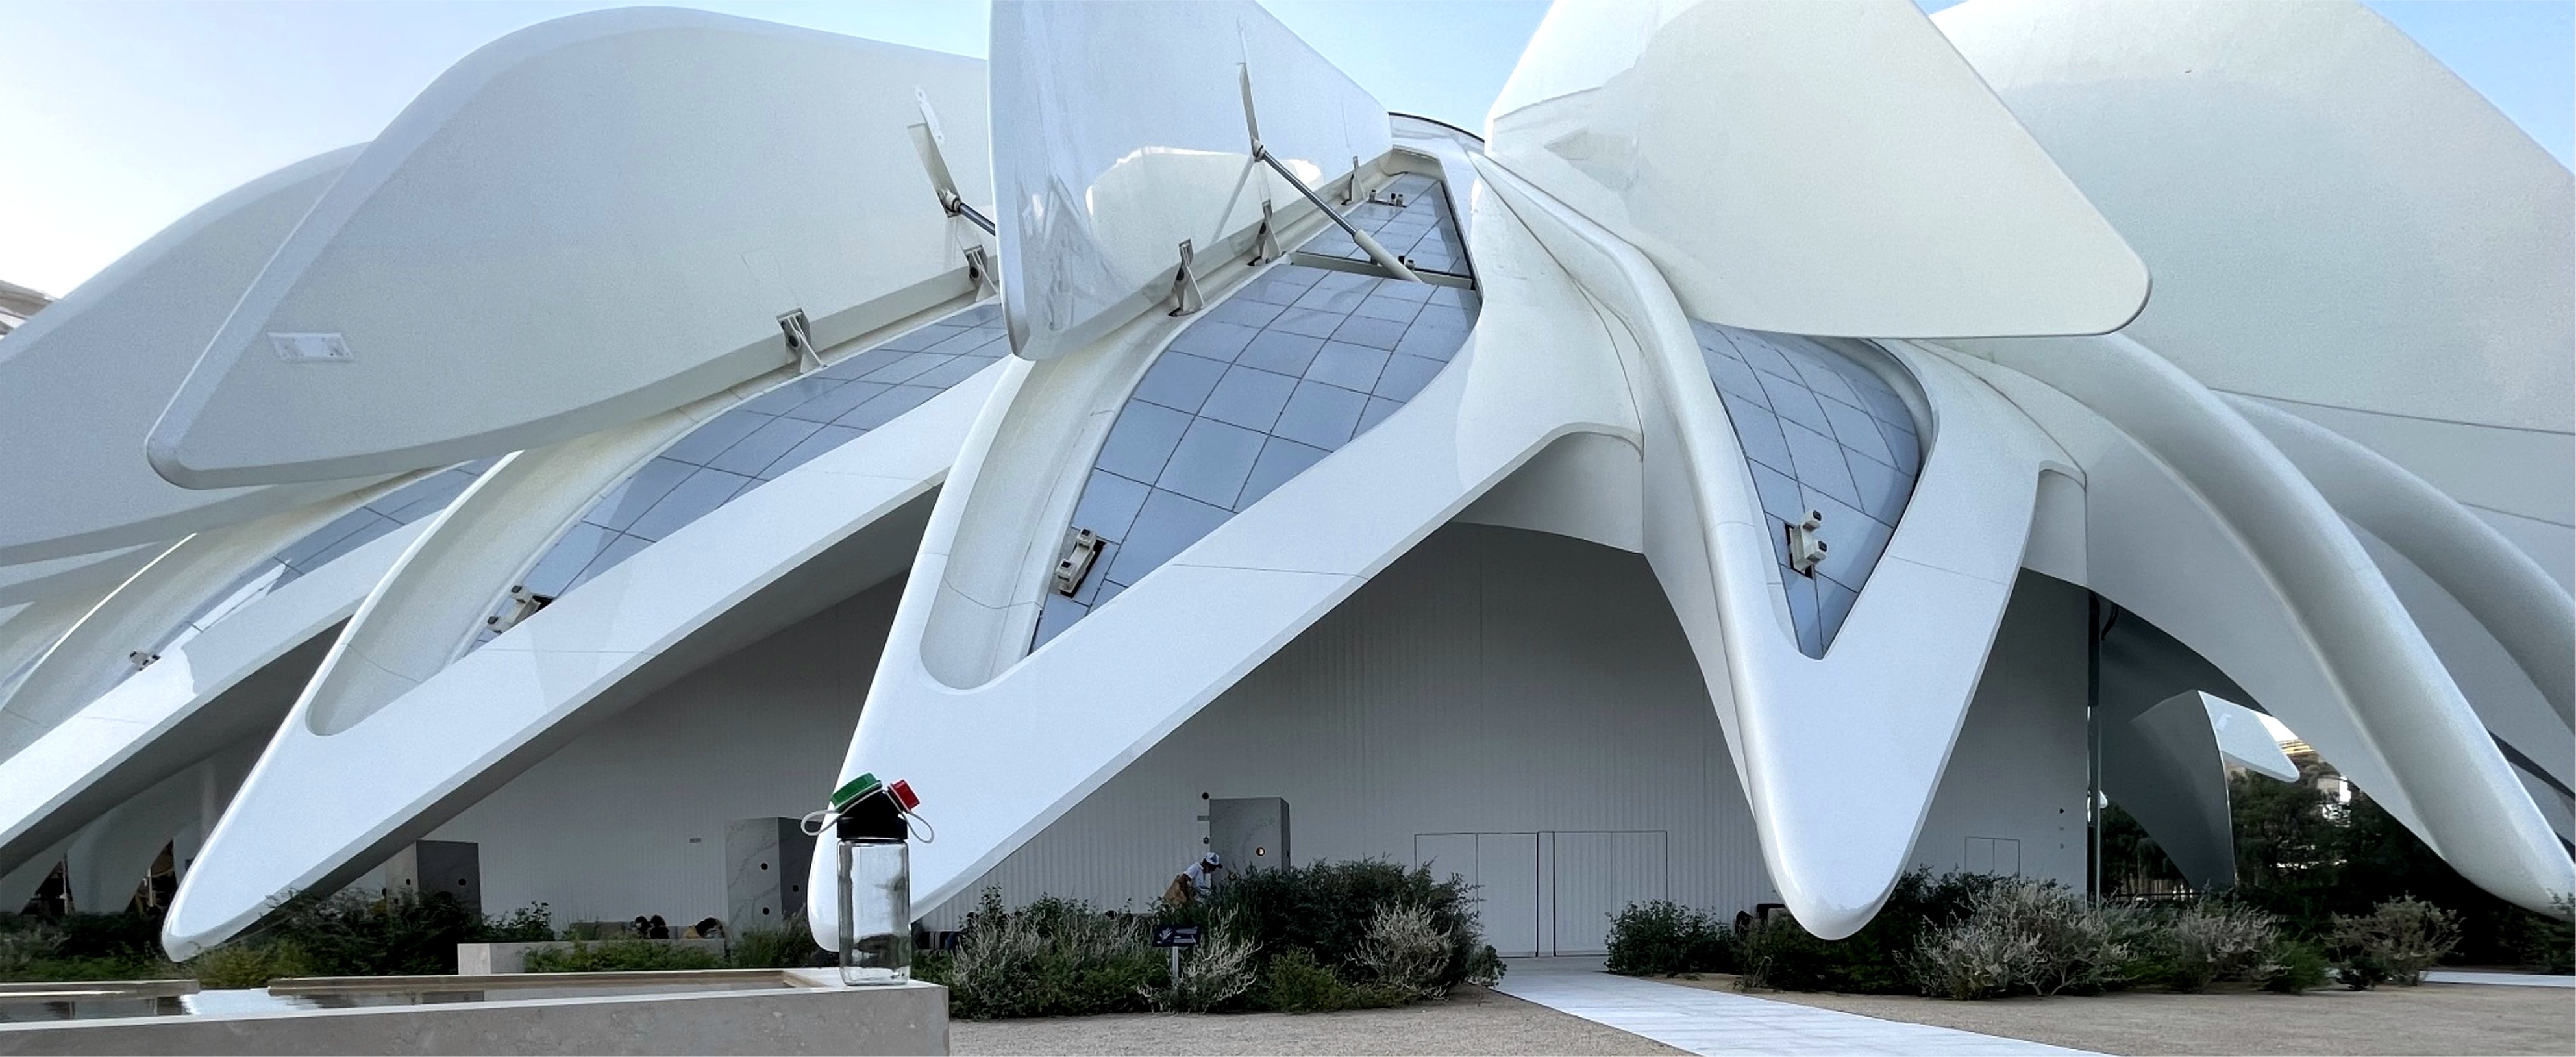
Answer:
[1054, 527, 1102, 596]
[485, 584, 556, 635]
[1787, 510, 1829, 577]
[778, 308, 822, 374]
[127, 650, 158, 671]
[1168, 241, 1206, 317]
[1250, 199, 1282, 265]
[910, 94, 997, 236]
[1238, 62, 1418, 282]
[1344, 155, 1360, 205]
[964, 245, 998, 299]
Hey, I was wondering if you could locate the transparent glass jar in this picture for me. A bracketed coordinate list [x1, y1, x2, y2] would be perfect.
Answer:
[836, 836, 911, 985]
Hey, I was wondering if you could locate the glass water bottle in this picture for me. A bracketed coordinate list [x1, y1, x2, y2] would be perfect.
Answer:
[835, 835, 911, 986]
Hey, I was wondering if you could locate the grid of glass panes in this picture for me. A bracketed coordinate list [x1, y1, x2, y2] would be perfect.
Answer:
[1034, 182, 1481, 648]
[152, 460, 492, 659]
[1694, 322, 1922, 657]
[1299, 173, 1469, 279]
[470, 303, 1008, 649]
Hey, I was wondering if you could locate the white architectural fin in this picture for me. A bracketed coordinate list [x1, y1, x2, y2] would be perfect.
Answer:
[2201, 694, 2299, 784]
[1486, 0, 2147, 340]
[990, 0, 1392, 360]
[147, 9, 991, 488]
[0, 147, 378, 567]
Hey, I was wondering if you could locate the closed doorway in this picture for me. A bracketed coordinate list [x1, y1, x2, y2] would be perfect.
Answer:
[1414, 830, 1668, 956]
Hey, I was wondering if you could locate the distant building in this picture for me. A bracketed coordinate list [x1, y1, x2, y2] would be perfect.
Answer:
[0, 280, 47, 336]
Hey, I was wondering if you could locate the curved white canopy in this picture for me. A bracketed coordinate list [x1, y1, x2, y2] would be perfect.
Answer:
[992, 0, 1391, 360]
[1485, 0, 2148, 340]
[0, 147, 372, 566]
[150, 8, 990, 488]
[1936, 0, 2575, 437]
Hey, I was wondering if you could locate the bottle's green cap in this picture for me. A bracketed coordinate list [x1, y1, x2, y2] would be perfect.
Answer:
[831, 772, 882, 812]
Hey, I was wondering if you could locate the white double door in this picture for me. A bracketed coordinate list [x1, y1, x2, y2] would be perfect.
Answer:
[1413, 831, 1667, 957]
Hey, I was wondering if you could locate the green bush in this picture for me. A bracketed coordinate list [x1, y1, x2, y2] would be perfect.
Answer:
[1259, 947, 1402, 1013]
[727, 912, 824, 969]
[190, 942, 314, 988]
[1604, 901, 1737, 976]
[2330, 897, 2460, 987]
[523, 939, 725, 973]
[2513, 895, 2573, 975]
[0, 913, 181, 982]
[2260, 939, 2330, 993]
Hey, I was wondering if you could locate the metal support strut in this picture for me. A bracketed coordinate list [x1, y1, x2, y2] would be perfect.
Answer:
[1168, 240, 1206, 317]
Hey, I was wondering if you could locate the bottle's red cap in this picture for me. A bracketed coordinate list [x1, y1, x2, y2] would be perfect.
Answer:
[890, 779, 921, 810]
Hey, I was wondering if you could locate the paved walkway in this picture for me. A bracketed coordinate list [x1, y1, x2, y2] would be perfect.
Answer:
[1492, 958, 2101, 1056]
[2423, 969, 2574, 988]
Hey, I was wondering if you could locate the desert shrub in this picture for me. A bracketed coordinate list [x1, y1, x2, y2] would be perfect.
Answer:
[1604, 901, 1737, 976]
[1742, 870, 2001, 994]
[2259, 938, 2330, 993]
[2138, 901, 2277, 992]
[1204, 859, 1491, 992]
[1909, 913, 2041, 1001]
[728, 912, 823, 969]
[2330, 897, 2460, 987]
[1353, 902, 1450, 999]
[1908, 880, 2132, 999]
[189, 941, 314, 988]
[1145, 916, 1259, 1013]
[1461, 942, 1505, 986]
[943, 890, 1160, 1019]
[523, 939, 725, 973]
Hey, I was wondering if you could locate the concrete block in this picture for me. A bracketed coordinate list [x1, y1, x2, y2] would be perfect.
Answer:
[724, 817, 812, 936]
[384, 840, 480, 915]
[1208, 797, 1290, 875]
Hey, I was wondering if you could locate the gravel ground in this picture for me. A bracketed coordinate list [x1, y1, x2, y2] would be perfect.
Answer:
[1650, 974, 2576, 1056]
[948, 985, 1681, 1055]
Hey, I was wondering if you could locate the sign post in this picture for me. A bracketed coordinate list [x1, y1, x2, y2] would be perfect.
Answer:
[1151, 923, 1200, 982]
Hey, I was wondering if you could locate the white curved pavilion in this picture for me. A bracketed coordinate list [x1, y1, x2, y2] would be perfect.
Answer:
[0, 0, 2557, 958]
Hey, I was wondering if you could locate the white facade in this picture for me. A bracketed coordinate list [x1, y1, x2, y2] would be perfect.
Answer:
[0, 0, 2557, 958]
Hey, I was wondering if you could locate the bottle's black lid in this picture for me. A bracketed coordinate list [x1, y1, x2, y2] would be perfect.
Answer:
[836, 795, 906, 841]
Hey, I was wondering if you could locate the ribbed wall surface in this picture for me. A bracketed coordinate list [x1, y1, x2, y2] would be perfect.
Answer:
[928, 523, 1774, 951]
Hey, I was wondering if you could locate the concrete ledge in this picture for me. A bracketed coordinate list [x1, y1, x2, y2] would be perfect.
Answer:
[0, 973, 947, 1056]
[458, 939, 730, 974]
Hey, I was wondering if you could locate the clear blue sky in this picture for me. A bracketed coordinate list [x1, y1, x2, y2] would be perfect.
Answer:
[2, 0, 2566, 297]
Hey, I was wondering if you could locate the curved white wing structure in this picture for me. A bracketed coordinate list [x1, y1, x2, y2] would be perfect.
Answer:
[0, 0, 2557, 957]
[1933, 0, 2575, 577]
[1485, 0, 2146, 339]
[164, 360, 997, 957]
[0, 148, 378, 566]
[149, 8, 991, 488]
[0, 547, 162, 610]
[0, 465, 485, 878]
[811, 0, 2567, 945]
[993, 0, 1391, 360]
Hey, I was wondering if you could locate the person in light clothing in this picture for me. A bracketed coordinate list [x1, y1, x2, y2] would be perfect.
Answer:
[1163, 852, 1225, 904]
